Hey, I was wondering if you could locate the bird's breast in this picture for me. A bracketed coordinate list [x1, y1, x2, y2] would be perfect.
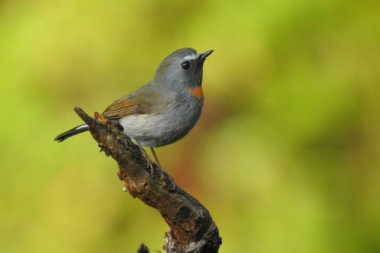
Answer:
[118, 96, 203, 147]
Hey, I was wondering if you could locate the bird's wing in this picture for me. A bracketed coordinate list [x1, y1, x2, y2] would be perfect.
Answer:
[103, 84, 172, 120]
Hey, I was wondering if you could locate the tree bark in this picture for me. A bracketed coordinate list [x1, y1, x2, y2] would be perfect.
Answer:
[74, 106, 222, 253]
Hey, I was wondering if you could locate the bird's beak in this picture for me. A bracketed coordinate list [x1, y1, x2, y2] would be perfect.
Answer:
[198, 50, 214, 62]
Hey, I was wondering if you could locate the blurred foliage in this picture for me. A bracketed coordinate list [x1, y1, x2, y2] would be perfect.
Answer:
[0, 0, 379, 252]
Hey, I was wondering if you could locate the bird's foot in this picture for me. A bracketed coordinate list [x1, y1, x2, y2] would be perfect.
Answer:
[136, 144, 155, 175]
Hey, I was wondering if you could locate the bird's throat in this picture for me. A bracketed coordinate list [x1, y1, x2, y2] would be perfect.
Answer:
[188, 86, 203, 99]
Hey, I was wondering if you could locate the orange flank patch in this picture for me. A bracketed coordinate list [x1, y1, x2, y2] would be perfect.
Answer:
[188, 86, 203, 99]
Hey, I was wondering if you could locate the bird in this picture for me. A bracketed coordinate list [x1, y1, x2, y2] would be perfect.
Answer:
[54, 48, 213, 168]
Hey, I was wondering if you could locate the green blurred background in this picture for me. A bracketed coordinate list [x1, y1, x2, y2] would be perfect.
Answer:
[1, 0, 379, 252]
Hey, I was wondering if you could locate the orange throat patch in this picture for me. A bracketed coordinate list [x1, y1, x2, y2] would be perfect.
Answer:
[188, 86, 203, 99]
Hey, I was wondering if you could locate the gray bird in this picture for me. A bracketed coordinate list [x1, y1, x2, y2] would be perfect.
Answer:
[55, 48, 213, 166]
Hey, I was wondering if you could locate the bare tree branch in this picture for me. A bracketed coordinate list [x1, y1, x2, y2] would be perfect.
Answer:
[74, 106, 222, 253]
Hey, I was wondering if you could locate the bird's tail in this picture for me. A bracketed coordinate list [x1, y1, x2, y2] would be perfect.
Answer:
[54, 124, 89, 142]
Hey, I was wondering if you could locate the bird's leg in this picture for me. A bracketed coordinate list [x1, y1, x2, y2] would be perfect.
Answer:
[150, 147, 161, 168]
[132, 138, 154, 174]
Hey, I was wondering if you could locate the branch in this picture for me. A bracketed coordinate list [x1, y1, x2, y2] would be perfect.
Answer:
[74, 106, 222, 253]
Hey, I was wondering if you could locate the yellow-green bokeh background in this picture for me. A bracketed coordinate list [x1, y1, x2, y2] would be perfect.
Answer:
[1, 0, 379, 252]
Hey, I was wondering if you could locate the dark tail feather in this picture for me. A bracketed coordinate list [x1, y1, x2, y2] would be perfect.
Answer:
[54, 124, 89, 142]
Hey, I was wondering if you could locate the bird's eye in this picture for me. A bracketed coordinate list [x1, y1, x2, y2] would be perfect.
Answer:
[181, 61, 191, 70]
